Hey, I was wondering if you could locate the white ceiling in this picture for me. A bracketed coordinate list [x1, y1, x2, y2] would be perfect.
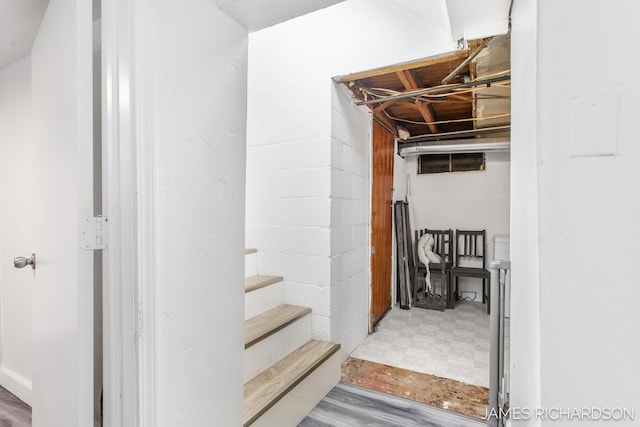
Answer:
[446, 0, 511, 40]
[218, 0, 348, 32]
[221, 0, 511, 40]
[1, 0, 511, 70]
[387, 0, 451, 36]
[0, 0, 48, 70]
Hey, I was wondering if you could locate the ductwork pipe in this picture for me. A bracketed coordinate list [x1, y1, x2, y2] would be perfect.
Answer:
[398, 137, 510, 157]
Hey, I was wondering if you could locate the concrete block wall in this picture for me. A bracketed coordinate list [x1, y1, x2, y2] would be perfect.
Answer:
[329, 83, 371, 354]
[247, 0, 455, 346]
[246, 63, 333, 338]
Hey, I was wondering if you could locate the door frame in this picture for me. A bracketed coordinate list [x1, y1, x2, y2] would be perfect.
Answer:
[369, 120, 395, 331]
[102, 0, 147, 425]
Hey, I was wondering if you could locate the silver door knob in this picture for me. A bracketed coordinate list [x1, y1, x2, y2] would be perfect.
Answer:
[14, 253, 36, 270]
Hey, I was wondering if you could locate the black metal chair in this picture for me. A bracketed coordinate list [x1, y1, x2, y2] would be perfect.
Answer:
[449, 229, 491, 313]
[413, 229, 453, 311]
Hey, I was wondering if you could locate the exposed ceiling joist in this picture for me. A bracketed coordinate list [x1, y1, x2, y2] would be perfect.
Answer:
[333, 50, 468, 84]
[396, 70, 439, 133]
[441, 37, 491, 84]
[336, 38, 509, 142]
[355, 73, 510, 107]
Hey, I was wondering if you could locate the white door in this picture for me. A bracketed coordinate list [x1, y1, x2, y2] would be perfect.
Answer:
[0, 57, 34, 406]
[30, 0, 94, 425]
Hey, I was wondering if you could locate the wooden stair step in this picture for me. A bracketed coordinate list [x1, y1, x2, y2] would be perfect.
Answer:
[245, 275, 283, 293]
[245, 248, 257, 254]
[244, 304, 311, 349]
[243, 340, 340, 427]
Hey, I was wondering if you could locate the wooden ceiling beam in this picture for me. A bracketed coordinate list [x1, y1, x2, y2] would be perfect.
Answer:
[334, 50, 468, 83]
[416, 104, 439, 134]
[373, 100, 418, 113]
[444, 93, 471, 102]
[395, 70, 416, 92]
[396, 70, 439, 134]
[373, 100, 396, 113]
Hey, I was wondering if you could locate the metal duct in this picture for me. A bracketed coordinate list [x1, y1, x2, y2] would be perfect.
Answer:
[398, 137, 510, 157]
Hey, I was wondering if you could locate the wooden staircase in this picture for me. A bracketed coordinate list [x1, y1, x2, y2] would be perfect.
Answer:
[243, 248, 340, 427]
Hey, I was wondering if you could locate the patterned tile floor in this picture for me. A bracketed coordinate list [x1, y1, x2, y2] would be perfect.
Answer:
[351, 301, 509, 388]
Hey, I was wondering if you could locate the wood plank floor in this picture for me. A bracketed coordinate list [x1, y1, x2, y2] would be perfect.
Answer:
[0, 386, 31, 427]
[298, 383, 485, 427]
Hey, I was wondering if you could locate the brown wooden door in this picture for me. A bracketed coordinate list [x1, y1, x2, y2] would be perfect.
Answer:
[370, 121, 395, 330]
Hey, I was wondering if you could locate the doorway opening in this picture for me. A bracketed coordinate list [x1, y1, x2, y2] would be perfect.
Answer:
[336, 35, 511, 419]
[245, 1, 511, 422]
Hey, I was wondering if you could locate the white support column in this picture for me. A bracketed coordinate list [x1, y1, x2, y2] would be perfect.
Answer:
[102, 0, 141, 425]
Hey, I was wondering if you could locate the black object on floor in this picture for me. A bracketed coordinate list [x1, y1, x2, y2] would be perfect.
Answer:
[299, 382, 485, 427]
[0, 386, 31, 427]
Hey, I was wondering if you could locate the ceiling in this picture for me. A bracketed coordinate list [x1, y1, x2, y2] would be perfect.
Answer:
[336, 34, 511, 154]
[446, 0, 511, 40]
[0, 0, 48, 70]
[1, 0, 512, 70]
[218, 0, 347, 32]
[218, 0, 453, 33]
[387, 0, 450, 35]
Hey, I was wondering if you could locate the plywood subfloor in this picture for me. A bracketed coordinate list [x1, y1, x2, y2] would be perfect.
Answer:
[341, 357, 488, 419]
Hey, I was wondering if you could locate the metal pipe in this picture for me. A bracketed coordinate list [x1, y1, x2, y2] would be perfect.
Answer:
[355, 74, 510, 107]
[441, 38, 491, 85]
[488, 266, 501, 427]
[402, 125, 510, 143]
[398, 137, 510, 157]
[489, 261, 511, 427]
[499, 268, 507, 416]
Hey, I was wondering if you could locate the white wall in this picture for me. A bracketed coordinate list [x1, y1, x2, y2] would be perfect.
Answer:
[508, 1, 640, 425]
[402, 152, 510, 300]
[330, 83, 371, 354]
[0, 56, 33, 404]
[135, 0, 248, 425]
[246, 0, 455, 350]
[509, 0, 541, 422]
[535, 0, 640, 423]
